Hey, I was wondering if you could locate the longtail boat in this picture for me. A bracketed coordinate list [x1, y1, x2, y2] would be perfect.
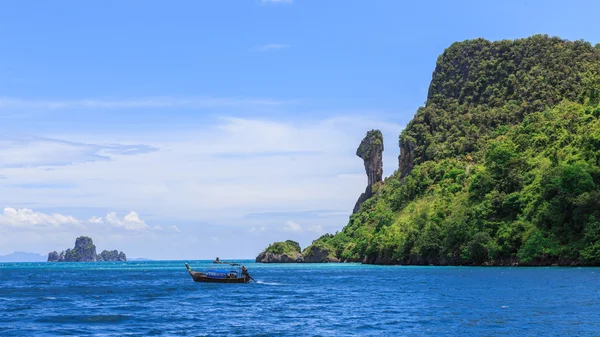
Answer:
[212, 257, 229, 264]
[185, 262, 253, 283]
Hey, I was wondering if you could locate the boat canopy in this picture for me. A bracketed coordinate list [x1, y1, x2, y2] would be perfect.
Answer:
[205, 269, 239, 279]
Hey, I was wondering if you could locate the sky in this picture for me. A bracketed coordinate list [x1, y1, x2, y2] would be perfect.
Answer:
[0, 0, 599, 260]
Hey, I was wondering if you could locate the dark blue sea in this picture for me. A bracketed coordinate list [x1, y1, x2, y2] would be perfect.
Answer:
[1, 261, 599, 336]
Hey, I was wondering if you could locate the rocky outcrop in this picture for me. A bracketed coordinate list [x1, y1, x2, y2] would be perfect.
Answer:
[97, 250, 127, 262]
[48, 236, 126, 262]
[47, 251, 60, 262]
[256, 238, 342, 263]
[302, 245, 340, 263]
[255, 240, 304, 263]
[256, 251, 304, 263]
[398, 136, 416, 179]
[353, 130, 384, 213]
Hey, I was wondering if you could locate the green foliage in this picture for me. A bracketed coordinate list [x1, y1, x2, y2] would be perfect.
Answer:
[263, 240, 302, 255]
[400, 35, 600, 169]
[319, 35, 600, 265]
[517, 230, 560, 263]
[465, 232, 492, 263]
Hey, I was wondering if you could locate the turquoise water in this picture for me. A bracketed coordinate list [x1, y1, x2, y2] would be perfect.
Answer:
[1, 261, 599, 336]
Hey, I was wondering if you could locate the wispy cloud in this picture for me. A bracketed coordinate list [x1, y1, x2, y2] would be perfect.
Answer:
[281, 221, 323, 233]
[260, 0, 293, 4]
[282, 220, 302, 232]
[0, 96, 292, 110]
[0, 136, 158, 169]
[251, 44, 291, 52]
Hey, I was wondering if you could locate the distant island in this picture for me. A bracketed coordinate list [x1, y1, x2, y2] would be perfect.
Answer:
[0, 251, 46, 262]
[258, 35, 600, 266]
[48, 236, 126, 262]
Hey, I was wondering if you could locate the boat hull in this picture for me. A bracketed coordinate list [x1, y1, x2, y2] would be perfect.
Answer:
[189, 271, 250, 283]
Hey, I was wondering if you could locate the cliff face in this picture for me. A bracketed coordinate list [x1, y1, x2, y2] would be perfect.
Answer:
[353, 130, 384, 213]
[398, 139, 415, 179]
[48, 236, 126, 262]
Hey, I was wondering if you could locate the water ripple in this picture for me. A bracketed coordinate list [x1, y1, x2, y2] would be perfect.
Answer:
[0, 261, 599, 336]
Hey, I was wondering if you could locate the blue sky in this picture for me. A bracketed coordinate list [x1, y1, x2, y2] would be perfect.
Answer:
[0, 0, 599, 259]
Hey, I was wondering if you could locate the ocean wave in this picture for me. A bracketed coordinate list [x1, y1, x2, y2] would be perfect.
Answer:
[36, 315, 132, 324]
[256, 280, 283, 286]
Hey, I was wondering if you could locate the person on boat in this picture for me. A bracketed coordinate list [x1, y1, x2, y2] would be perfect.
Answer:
[241, 266, 249, 278]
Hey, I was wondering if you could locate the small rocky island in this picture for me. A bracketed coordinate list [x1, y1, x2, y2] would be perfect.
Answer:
[47, 236, 126, 262]
[256, 239, 339, 263]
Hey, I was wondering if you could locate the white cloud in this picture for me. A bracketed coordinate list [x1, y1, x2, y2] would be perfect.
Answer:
[0, 207, 159, 233]
[251, 44, 291, 52]
[0, 207, 80, 229]
[105, 211, 150, 231]
[307, 224, 323, 233]
[88, 216, 103, 224]
[283, 220, 302, 232]
[249, 225, 267, 233]
[169, 225, 181, 233]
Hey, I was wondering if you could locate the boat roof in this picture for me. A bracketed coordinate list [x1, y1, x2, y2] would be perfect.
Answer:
[206, 269, 238, 274]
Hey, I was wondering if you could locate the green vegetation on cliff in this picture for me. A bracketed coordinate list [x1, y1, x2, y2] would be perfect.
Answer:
[261, 240, 301, 256]
[310, 35, 600, 265]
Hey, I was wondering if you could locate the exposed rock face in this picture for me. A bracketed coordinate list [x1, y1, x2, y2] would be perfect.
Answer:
[398, 136, 416, 179]
[67, 236, 97, 262]
[257, 237, 343, 263]
[256, 251, 304, 263]
[47, 251, 60, 262]
[353, 130, 384, 213]
[255, 240, 304, 263]
[97, 250, 127, 262]
[47, 236, 126, 262]
[303, 245, 340, 263]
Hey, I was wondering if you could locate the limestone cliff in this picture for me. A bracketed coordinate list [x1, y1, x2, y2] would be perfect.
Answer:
[48, 236, 126, 262]
[353, 130, 384, 213]
[398, 137, 415, 179]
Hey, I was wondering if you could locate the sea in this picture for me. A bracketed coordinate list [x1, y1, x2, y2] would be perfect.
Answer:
[1, 260, 599, 336]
